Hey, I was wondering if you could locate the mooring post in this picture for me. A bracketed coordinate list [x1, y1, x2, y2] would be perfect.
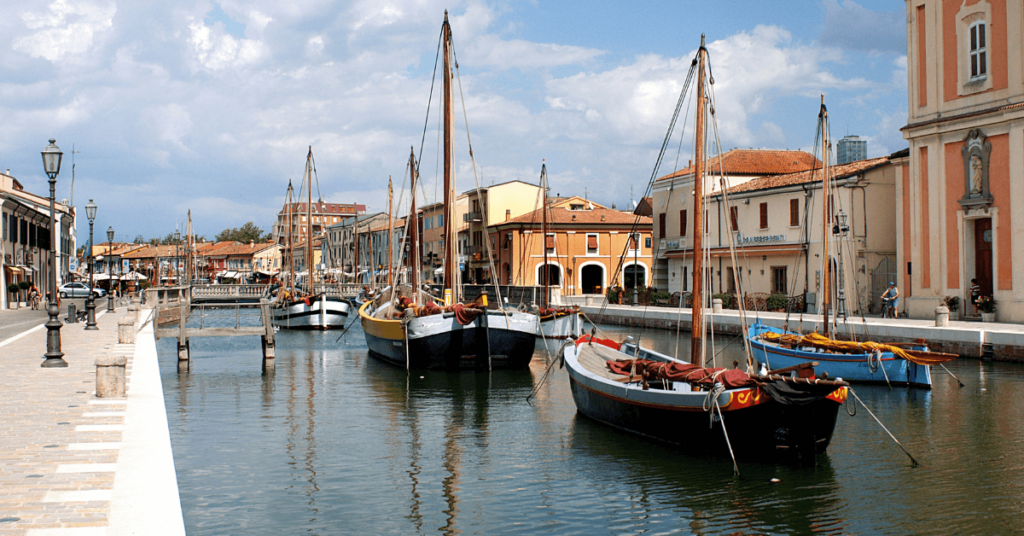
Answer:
[260, 299, 275, 366]
[177, 290, 189, 362]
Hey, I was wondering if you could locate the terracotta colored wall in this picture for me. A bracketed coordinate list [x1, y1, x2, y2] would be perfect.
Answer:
[944, 142, 964, 289]
[989, 134, 1013, 290]
[942, 0, 1008, 103]
[918, 4, 927, 107]
[920, 147, 931, 289]
[902, 163, 912, 297]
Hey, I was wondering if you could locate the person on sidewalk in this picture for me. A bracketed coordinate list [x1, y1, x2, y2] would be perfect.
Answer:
[881, 282, 899, 318]
[971, 278, 982, 316]
[29, 285, 40, 310]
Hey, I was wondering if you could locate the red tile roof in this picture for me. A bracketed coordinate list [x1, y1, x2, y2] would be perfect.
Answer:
[655, 149, 821, 182]
[722, 156, 891, 195]
[499, 207, 652, 227]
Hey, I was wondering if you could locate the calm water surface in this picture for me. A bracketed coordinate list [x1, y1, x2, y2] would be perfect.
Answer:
[159, 315, 1024, 535]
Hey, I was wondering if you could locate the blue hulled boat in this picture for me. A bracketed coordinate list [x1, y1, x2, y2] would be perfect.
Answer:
[747, 323, 945, 389]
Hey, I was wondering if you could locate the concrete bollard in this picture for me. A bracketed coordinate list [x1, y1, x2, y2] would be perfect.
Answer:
[127, 303, 140, 324]
[935, 305, 950, 327]
[96, 355, 127, 398]
[118, 319, 135, 344]
[713, 298, 723, 313]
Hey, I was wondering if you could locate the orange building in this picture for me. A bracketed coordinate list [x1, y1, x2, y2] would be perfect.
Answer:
[489, 198, 653, 297]
[902, 0, 1024, 321]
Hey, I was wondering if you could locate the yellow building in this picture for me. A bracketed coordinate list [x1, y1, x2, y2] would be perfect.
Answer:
[458, 180, 542, 283]
[489, 198, 653, 297]
[902, 0, 1024, 321]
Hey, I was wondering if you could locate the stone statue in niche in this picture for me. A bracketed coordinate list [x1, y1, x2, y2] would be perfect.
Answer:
[959, 128, 993, 209]
[970, 154, 983, 195]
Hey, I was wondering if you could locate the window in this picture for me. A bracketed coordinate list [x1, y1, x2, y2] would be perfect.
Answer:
[679, 210, 687, 236]
[730, 206, 738, 232]
[645, 237, 651, 248]
[790, 199, 800, 226]
[437, 214, 444, 228]
[970, 21, 987, 79]
[658, 213, 666, 237]
[545, 233, 556, 254]
[771, 266, 788, 294]
[424, 217, 432, 230]
[726, 267, 736, 292]
[586, 234, 598, 254]
[759, 203, 768, 229]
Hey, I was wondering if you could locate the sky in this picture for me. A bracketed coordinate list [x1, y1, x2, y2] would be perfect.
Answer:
[0, 0, 909, 241]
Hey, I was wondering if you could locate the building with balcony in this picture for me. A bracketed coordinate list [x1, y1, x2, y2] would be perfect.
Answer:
[273, 200, 365, 250]
[901, 0, 1024, 321]
[457, 180, 542, 284]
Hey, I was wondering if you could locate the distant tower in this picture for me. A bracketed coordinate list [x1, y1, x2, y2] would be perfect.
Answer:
[836, 135, 867, 164]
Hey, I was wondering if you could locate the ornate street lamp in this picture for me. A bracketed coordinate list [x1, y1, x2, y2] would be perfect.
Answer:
[84, 199, 98, 330]
[41, 139, 67, 367]
[107, 226, 115, 312]
[832, 210, 850, 319]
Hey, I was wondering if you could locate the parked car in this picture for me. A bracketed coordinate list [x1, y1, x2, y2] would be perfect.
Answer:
[58, 282, 107, 298]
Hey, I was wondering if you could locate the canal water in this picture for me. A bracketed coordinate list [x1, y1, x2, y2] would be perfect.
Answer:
[158, 317, 1024, 535]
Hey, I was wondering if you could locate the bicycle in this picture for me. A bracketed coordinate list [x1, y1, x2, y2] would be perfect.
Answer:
[881, 297, 897, 319]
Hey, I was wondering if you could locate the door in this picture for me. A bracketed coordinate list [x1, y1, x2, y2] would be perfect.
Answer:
[975, 218, 993, 296]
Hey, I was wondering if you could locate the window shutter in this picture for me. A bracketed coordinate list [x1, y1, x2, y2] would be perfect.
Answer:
[545, 235, 555, 249]
[790, 199, 799, 226]
[658, 213, 666, 237]
[730, 206, 738, 231]
[759, 203, 768, 229]
[587, 235, 598, 249]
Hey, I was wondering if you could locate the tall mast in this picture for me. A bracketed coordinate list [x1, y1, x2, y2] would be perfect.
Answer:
[186, 210, 192, 285]
[287, 180, 295, 297]
[408, 148, 419, 293]
[541, 161, 549, 308]
[306, 147, 314, 291]
[690, 35, 708, 367]
[387, 176, 394, 289]
[819, 96, 831, 336]
[441, 11, 457, 302]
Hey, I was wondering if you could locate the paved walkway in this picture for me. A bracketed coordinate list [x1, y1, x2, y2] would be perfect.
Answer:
[0, 306, 184, 535]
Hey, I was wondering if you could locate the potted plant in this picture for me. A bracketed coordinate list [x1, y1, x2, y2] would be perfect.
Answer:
[977, 295, 997, 322]
[7, 283, 20, 309]
[943, 295, 961, 320]
[767, 293, 788, 312]
[17, 281, 31, 307]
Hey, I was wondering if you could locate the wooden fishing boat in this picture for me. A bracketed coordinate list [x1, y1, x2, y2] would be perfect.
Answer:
[744, 99, 953, 387]
[361, 18, 538, 370]
[564, 35, 846, 462]
[534, 162, 582, 342]
[565, 335, 847, 457]
[272, 148, 350, 330]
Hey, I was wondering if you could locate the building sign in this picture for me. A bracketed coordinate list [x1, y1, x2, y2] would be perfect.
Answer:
[736, 233, 787, 245]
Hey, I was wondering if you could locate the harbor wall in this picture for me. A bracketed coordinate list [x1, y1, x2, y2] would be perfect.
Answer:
[580, 305, 1024, 362]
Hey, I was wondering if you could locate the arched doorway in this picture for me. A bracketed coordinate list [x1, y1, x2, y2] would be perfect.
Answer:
[623, 263, 647, 291]
[536, 263, 561, 286]
[580, 263, 605, 294]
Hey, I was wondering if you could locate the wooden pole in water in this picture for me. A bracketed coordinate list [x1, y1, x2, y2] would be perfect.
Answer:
[690, 35, 707, 368]
[388, 176, 394, 289]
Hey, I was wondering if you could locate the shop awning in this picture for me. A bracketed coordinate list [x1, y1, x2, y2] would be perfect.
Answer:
[4, 266, 23, 275]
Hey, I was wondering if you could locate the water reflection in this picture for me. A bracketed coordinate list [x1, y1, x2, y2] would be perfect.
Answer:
[159, 323, 1024, 535]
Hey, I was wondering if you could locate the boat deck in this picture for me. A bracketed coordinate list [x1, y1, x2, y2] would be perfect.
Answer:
[576, 343, 630, 381]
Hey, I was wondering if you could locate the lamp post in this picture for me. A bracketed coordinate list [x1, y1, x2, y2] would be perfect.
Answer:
[106, 226, 115, 312]
[41, 139, 67, 367]
[84, 199, 98, 330]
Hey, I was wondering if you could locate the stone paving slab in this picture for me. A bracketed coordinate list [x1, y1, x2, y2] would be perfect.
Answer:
[0, 306, 185, 536]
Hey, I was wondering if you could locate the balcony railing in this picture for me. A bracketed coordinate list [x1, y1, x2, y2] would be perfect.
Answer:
[463, 211, 483, 223]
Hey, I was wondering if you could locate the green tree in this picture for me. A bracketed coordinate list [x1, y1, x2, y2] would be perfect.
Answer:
[133, 234, 146, 244]
[215, 221, 267, 243]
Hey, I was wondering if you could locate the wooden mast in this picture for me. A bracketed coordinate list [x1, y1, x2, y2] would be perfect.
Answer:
[819, 96, 831, 337]
[306, 147, 314, 292]
[540, 161, 549, 308]
[408, 148, 419, 293]
[387, 176, 394, 289]
[287, 180, 295, 297]
[690, 35, 708, 367]
[441, 10, 456, 304]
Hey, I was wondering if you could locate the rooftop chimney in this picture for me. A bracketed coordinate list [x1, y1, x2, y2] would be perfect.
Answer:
[505, 209, 510, 222]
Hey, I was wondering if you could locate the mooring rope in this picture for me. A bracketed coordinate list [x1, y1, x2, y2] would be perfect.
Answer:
[849, 388, 920, 466]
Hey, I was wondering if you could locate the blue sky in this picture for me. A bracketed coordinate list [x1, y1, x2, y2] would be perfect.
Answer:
[0, 0, 907, 240]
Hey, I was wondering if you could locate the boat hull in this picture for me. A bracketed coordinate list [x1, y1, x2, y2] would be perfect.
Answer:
[564, 341, 844, 459]
[272, 295, 350, 330]
[360, 302, 539, 370]
[747, 323, 932, 389]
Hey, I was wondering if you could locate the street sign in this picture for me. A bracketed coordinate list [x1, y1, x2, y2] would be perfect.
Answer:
[69, 258, 78, 271]
[122, 259, 129, 272]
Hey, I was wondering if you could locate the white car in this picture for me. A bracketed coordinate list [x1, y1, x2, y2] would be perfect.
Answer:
[58, 282, 107, 298]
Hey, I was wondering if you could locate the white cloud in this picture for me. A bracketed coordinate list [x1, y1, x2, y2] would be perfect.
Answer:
[819, 0, 905, 55]
[188, 19, 266, 70]
[13, 0, 116, 62]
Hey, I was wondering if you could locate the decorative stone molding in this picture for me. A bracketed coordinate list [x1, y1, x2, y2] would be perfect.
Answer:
[959, 128, 994, 209]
